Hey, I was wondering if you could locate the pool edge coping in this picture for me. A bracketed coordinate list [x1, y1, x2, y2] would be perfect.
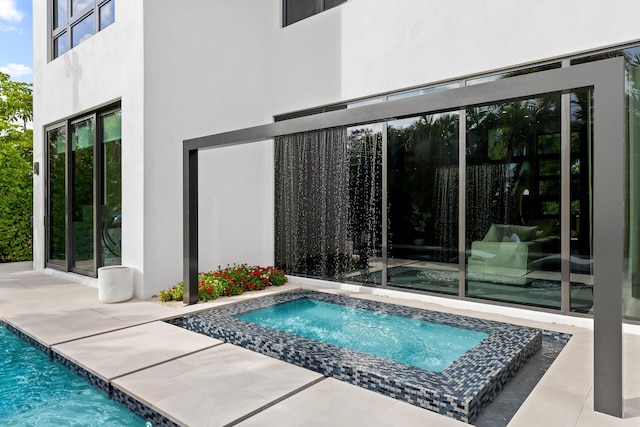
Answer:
[181, 289, 567, 423]
[0, 318, 183, 427]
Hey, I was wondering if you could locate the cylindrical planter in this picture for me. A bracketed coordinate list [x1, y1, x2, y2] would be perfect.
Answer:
[98, 266, 133, 303]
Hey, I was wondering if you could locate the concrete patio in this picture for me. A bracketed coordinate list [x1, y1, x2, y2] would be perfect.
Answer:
[1, 261, 639, 426]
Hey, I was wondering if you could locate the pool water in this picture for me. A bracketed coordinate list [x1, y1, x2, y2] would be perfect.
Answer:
[236, 298, 488, 372]
[186, 290, 543, 422]
[0, 326, 147, 426]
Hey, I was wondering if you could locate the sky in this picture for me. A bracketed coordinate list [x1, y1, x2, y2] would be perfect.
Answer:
[0, 0, 32, 83]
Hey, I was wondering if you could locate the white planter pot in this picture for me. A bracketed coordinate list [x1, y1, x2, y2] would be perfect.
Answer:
[98, 266, 133, 303]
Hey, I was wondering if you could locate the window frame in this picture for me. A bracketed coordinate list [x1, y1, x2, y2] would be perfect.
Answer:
[283, 0, 347, 26]
[44, 102, 122, 277]
[50, 0, 115, 60]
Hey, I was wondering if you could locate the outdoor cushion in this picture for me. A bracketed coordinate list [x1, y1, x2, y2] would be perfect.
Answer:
[482, 224, 538, 242]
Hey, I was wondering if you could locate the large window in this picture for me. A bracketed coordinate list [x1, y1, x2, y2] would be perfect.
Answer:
[387, 112, 459, 295]
[284, 0, 347, 26]
[52, 0, 115, 59]
[70, 117, 96, 274]
[463, 95, 591, 311]
[272, 55, 640, 319]
[275, 124, 382, 284]
[45, 105, 121, 277]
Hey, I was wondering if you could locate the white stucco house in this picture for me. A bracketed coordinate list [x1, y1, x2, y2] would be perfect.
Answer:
[31, 0, 640, 417]
[32, 1, 640, 300]
[33, 0, 640, 311]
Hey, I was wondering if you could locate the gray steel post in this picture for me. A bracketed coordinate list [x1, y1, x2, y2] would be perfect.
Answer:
[592, 58, 625, 418]
[183, 147, 199, 304]
[183, 58, 626, 416]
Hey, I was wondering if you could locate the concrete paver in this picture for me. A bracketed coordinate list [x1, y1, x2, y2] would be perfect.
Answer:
[1, 262, 640, 426]
[53, 321, 222, 382]
[236, 377, 464, 427]
[113, 344, 324, 427]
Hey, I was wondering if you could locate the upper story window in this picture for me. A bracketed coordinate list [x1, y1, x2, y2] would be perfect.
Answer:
[52, 0, 115, 60]
[284, 0, 347, 26]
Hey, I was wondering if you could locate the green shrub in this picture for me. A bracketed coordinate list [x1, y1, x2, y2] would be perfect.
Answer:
[159, 282, 183, 302]
[0, 131, 33, 262]
[0, 72, 33, 262]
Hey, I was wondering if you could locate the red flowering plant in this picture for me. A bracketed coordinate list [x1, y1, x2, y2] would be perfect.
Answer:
[157, 264, 287, 302]
[212, 264, 287, 296]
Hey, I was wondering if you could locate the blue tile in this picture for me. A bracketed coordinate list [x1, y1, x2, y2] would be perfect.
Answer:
[1, 320, 177, 426]
[178, 289, 551, 423]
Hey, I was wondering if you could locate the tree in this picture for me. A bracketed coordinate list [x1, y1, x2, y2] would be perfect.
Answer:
[0, 72, 33, 262]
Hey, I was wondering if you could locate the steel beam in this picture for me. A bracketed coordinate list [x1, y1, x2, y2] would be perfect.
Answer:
[183, 58, 626, 417]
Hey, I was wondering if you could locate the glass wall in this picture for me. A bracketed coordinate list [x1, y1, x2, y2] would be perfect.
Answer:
[283, 0, 347, 26]
[47, 126, 67, 266]
[45, 105, 121, 276]
[274, 124, 382, 284]
[71, 117, 95, 274]
[627, 49, 640, 320]
[101, 110, 122, 265]
[465, 96, 564, 309]
[273, 91, 596, 313]
[387, 112, 459, 294]
[273, 49, 639, 320]
[51, 0, 115, 60]
[569, 90, 594, 313]
[572, 47, 640, 319]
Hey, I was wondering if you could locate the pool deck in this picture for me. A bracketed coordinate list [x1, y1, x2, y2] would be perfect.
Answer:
[1, 261, 639, 426]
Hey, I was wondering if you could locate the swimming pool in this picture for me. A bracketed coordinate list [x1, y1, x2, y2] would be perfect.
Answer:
[182, 289, 542, 423]
[237, 298, 488, 372]
[0, 324, 147, 426]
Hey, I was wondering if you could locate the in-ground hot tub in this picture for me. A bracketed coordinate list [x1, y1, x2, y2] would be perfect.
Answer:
[182, 290, 542, 423]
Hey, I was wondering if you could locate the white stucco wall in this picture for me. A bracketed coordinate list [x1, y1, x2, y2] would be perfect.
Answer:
[32, 1, 145, 294]
[33, 0, 640, 299]
[175, 0, 640, 294]
[139, 1, 284, 296]
[338, 0, 640, 99]
[258, 0, 640, 104]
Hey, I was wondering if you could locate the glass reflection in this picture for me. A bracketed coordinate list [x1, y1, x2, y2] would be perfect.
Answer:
[387, 83, 459, 101]
[54, 0, 67, 29]
[574, 47, 640, 319]
[274, 125, 382, 284]
[99, 0, 115, 30]
[71, 118, 95, 274]
[465, 63, 562, 86]
[101, 111, 122, 266]
[465, 96, 568, 310]
[54, 32, 69, 58]
[626, 49, 640, 320]
[72, 0, 93, 16]
[387, 112, 459, 294]
[285, 0, 316, 25]
[71, 13, 94, 48]
[47, 127, 67, 266]
[325, 0, 347, 9]
[569, 91, 594, 313]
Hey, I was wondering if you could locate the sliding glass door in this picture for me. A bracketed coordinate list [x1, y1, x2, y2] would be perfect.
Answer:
[272, 61, 623, 317]
[45, 105, 122, 276]
[274, 124, 382, 284]
[274, 90, 594, 313]
[387, 112, 459, 294]
[569, 90, 594, 313]
[101, 110, 122, 266]
[70, 117, 95, 274]
[464, 96, 565, 309]
[46, 126, 67, 267]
